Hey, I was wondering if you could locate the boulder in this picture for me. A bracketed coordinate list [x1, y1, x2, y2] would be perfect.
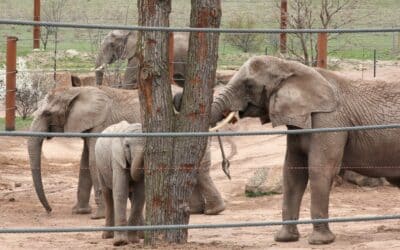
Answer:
[245, 166, 282, 197]
[342, 170, 385, 187]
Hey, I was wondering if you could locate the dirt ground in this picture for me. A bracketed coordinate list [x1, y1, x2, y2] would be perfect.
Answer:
[2, 61, 400, 249]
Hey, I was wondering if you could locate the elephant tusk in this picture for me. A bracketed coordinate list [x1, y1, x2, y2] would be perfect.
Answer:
[209, 112, 236, 132]
[94, 63, 107, 72]
[172, 109, 236, 131]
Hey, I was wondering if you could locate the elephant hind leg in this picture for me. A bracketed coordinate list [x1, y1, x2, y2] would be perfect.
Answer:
[189, 184, 205, 214]
[128, 180, 145, 243]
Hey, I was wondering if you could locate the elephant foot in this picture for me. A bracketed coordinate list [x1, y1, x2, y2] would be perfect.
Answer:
[128, 232, 140, 243]
[102, 231, 114, 239]
[72, 204, 92, 215]
[90, 206, 105, 220]
[113, 232, 129, 246]
[204, 200, 225, 215]
[308, 224, 335, 245]
[274, 225, 300, 242]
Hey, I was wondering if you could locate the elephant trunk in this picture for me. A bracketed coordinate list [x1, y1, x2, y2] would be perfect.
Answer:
[27, 117, 52, 212]
[210, 86, 239, 126]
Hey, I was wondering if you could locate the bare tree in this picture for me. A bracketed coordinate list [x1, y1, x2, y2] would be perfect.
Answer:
[224, 14, 263, 52]
[281, 0, 360, 65]
[137, 0, 221, 245]
[40, 0, 67, 50]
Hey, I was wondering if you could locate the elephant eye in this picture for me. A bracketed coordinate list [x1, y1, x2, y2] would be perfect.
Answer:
[42, 110, 51, 117]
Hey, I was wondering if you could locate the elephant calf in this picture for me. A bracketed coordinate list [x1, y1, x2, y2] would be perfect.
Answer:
[95, 121, 145, 246]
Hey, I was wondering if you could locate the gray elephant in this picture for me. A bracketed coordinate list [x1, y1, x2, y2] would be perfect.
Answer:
[28, 85, 224, 219]
[95, 121, 144, 246]
[95, 30, 189, 88]
[209, 55, 400, 245]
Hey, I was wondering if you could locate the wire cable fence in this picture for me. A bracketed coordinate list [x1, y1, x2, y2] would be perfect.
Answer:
[1, 1, 400, 239]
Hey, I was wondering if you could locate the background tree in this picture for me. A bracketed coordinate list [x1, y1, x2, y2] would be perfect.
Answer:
[40, 0, 66, 50]
[137, 0, 221, 245]
[281, 0, 360, 65]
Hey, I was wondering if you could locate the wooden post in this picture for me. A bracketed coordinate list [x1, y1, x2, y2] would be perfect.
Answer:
[317, 32, 328, 68]
[168, 32, 175, 84]
[6, 36, 17, 131]
[33, 0, 40, 49]
[280, 0, 287, 54]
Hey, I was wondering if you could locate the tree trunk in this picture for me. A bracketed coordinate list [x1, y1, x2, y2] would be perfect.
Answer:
[137, 0, 174, 245]
[168, 0, 221, 243]
[137, 0, 221, 245]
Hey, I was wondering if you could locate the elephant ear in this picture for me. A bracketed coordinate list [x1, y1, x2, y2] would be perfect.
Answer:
[125, 31, 137, 60]
[64, 87, 110, 132]
[269, 68, 338, 129]
[112, 137, 129, 170]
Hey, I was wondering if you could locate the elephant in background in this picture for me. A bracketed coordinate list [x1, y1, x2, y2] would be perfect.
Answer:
[95, 30, 189, 88]
[28, 85, 224, 219]
[95, 30, 137, 87]
[209, 55, 400, 244]
[95, 121, 144, 246]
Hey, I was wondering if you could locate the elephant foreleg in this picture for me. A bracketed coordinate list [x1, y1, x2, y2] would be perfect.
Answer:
[112, 166, 130, 246]
[275, 139, 308, 243]
[197, 150, 225, 215]
[88, 138, 105, 219]
[128, 179, 145, 243]
[72, 140, 92, 214]
[100, 176, 114, 239]
[307, 132, 346, 245]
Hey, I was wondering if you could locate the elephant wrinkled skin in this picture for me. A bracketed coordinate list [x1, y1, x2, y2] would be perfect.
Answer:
[95, 121, 144, 246]
[28, 85, 224, 219]
[210, 55, 400, 245]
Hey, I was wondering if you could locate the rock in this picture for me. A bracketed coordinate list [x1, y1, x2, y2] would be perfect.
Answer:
[65, 49, 80, 58]
[245, 166, 282, 197]
[342, 170, 384, 187]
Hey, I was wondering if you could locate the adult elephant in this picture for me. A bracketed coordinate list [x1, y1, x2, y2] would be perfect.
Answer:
[95, 30, 189, 88]
[209, 55, 400, 245]
[28, 86, 225, 219]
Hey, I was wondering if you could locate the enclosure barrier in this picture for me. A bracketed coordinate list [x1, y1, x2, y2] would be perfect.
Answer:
[1, 18, 400, 236]
[5, 36, 17, 131]
[1, 215, 400, 234]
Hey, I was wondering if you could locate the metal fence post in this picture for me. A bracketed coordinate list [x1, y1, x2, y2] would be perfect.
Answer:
[317, 32, 328, 68]
[6, 36, 17, 131]
[280, 0, 287, 54]
[33, 0, 40, 49]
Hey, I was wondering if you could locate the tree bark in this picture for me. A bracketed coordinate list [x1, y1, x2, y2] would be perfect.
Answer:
[137, 0, 221, 245]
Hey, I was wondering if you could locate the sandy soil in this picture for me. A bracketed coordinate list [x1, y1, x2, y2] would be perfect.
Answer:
[2, 62, 400, 249]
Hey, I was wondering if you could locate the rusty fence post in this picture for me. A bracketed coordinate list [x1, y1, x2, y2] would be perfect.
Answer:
[317, 32, 328, 69]
[168, 32, 175, 84]
[33, 0, 41, 49]
[280, 0, 287, 54]
[6, 36, 17, 131]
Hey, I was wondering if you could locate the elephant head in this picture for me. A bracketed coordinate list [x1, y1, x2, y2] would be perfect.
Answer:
[210, 56, 339, 129]
[95, 30, 137, 85]
[27, 87, 111, 212]
[111, 122, 144, 182]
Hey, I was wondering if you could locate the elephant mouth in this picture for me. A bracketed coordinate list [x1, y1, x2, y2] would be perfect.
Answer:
[239, 103, 265, 118]
[239, 103, 270, 124]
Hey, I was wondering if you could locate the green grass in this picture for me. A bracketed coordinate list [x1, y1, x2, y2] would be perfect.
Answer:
[0, 117, 33, 131]
[1, 0, 400, 69]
